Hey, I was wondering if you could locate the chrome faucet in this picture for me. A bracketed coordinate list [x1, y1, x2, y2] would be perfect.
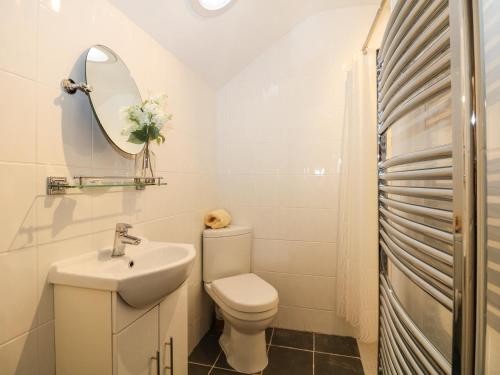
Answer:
[112, 223, 141, 257]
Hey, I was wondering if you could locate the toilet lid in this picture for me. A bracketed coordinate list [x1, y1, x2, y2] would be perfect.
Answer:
[212, 273, 278, 313]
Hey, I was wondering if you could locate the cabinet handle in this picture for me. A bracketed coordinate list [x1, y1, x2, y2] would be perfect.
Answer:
[151, 351, 160, 375]
[163, 337, 174, 374]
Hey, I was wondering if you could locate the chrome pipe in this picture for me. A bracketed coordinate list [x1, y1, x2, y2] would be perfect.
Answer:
[471, 0, 487, 373]
[379, 0, 433, 64]
[379, 144, 452, 169]
[380, 230, 453, 288]
[380, 206, 454, 244]
[380, 335, 398, 375]
[381, 319, 412, 374]
[379, 8, 450, 91]
[380, 297, 439, 374]
[380, 218, 453, 265]
[381, 277, 452, 373]
[379, 166, 452, 181]
[378, 341, 391, 375]
[379, 75, 451, 134]
[380, 31, 450, 99]
[380, 308, 426, 375]
[381, 0, 447, 84]
[380, 312, 421, 374]
[381, 241, 453, 309]
[379, 185, 453, 200]
[378, 0, 411, 60]
[379, 196, 453, 221]
[450, 1, 477, 373]
[380, 50, 450, 110]
[381, 54, 450, 117]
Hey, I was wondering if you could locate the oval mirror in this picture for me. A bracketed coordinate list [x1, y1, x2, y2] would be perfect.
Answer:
[85, 45, 144, 155]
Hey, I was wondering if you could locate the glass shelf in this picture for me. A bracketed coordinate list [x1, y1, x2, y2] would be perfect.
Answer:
[47, 176, 167, 195]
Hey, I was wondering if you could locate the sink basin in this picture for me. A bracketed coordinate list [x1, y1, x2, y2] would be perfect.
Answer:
[48, 239, 196, 308]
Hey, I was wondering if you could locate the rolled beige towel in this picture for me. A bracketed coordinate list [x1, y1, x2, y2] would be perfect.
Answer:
[204, 209, 232, 229]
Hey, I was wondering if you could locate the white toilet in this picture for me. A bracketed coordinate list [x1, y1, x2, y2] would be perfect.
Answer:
[203, 225, 279, 374]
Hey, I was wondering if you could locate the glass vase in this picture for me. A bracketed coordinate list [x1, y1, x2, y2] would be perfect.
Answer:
[135, 142, 156, 181]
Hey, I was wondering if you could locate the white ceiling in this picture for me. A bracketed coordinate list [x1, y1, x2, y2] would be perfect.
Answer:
[111, 0, 379, 88]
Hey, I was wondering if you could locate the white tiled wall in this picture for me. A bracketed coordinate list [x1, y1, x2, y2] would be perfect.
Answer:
[0, 0, 216, 373]
[216, 6, 377, 335]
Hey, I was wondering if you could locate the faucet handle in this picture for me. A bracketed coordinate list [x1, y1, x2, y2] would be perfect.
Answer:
[116, 223, 132, 232]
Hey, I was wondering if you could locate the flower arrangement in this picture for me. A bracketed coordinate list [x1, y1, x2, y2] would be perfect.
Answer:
[122, 95, 172, 178]
[122, 95, 172, 145]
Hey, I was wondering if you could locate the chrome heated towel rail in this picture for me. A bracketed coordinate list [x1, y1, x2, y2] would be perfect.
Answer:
[377, 1, 476, 374]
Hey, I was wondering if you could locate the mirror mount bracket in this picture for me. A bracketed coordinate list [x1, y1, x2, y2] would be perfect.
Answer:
[61, 78, 93, 95]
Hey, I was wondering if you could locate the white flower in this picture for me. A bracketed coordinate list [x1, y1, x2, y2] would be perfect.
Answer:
[121, 94, 172, 143]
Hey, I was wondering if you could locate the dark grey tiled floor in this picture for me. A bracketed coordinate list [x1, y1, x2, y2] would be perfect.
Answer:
[188, 327, 364, 375]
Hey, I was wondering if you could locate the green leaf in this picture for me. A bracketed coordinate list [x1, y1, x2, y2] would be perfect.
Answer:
[127, 133, 145, 144]
[149, 126, 160, 141]
[128, 126, 148, 144]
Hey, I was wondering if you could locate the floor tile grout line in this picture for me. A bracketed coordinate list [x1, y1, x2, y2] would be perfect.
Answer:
[268, 328, 274, 352]
[314, 350, 362, 360]
[188, 361, 213, 367]
[208, 351, 223, 375]
[269, 343, 361, 359]
[191, 327, 364, 374]
[312, 333, 315, 375]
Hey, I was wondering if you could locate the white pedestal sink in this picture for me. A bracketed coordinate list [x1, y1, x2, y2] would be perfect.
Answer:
[49, 239, 196, 308]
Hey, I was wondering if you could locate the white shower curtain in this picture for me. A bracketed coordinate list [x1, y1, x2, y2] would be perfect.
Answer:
[336, 49, 379, 343]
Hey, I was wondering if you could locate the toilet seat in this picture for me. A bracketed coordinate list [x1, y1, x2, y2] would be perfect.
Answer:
[212, 273, 278, 313]
[204, 273, 278, 321]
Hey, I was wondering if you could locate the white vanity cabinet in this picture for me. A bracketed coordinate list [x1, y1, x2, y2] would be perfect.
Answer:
[54, 283, 188, 375]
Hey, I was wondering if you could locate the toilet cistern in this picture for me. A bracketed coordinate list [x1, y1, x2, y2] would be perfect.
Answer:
[112, 223, 141, 257]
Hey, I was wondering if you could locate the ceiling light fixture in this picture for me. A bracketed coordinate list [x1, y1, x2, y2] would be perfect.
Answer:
[191, 0, 235, 16]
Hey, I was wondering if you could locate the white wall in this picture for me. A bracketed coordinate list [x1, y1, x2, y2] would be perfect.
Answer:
[216, 5, 376, 335]
[0, 0, 216, 373]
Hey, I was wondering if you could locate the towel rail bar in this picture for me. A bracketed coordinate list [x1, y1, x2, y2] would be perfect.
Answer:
[380, 230, 453, 288]
[380, 298, 439, 375]
[378, 0, 410, 59]
[381, 326, 408, 374]
[381, 47, 450, 111]
[381, 241, 453, 309]
[380, 207, 454, 244]
[379, 75, 451, 135]
[379, 8, 449, 91]
[379, 196, 453, 221]
[379, 343, 391, 375]
[380, 309, 425, 375]
[379, 218, 453, 265]
[381, 277, 452, 373]
[379, 185, 453, 200]
[380, 30, 450, 100]
[381, 0, 447, 79]
[379, 166, 452, 181]
[380, 316, 418, 374]
[380, 53, 450, 118]
[379, 0, 432, 64]
[380, 336, 398, 375]
[379, 144, 452, 169]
